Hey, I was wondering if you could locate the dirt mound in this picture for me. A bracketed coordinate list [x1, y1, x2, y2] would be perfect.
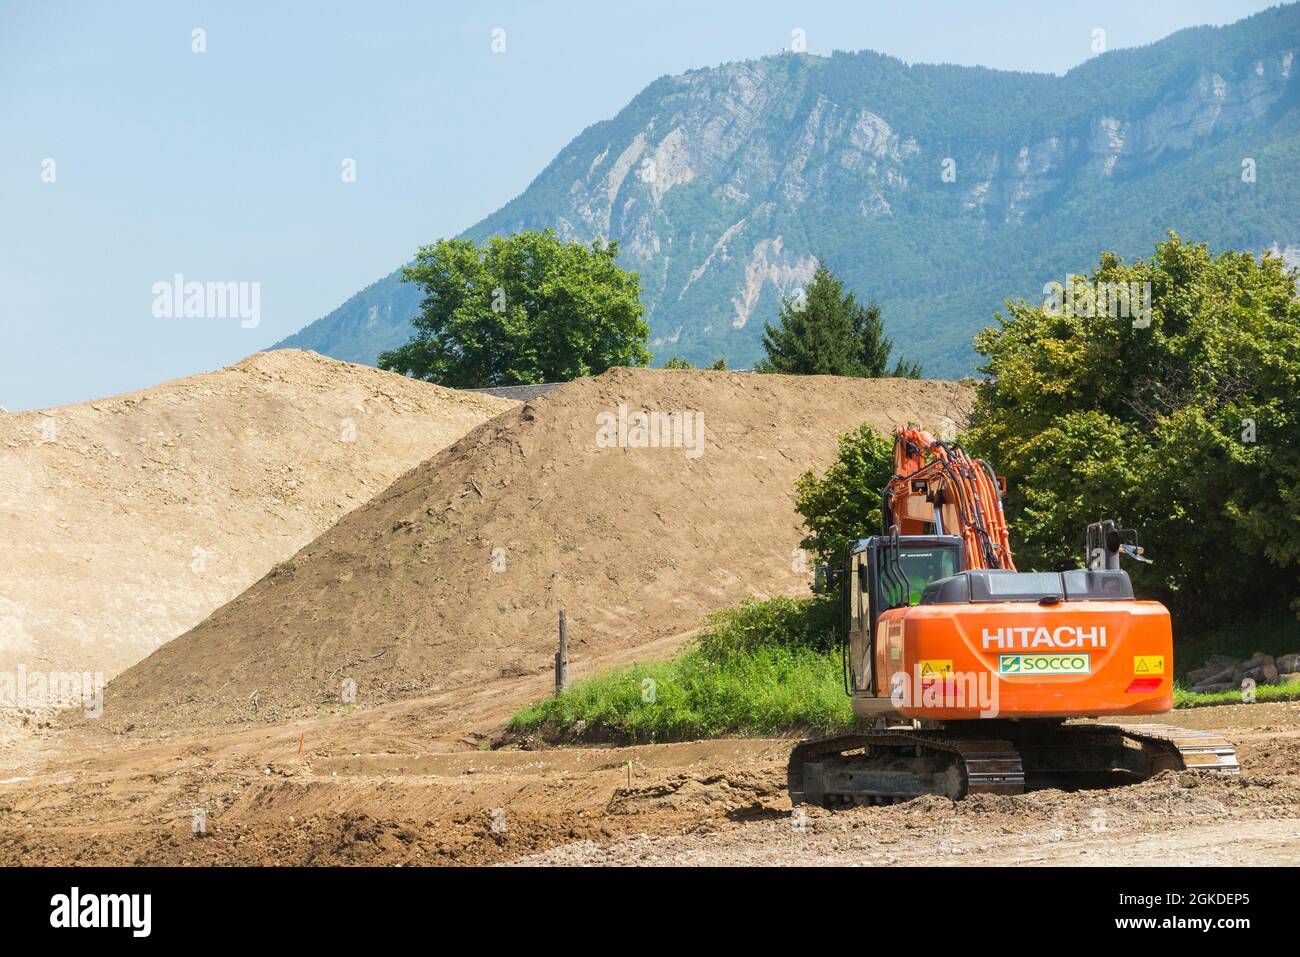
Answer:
[0, 350, 513, 696]
[103, 367, 971, 734]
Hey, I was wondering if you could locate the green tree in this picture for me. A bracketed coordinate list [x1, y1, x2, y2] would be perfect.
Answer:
[855, 299, 922, 378]
[968, 232, 1300, 627]
[758, 264, 920, 378]
[378, 230, 650, 387]
[794, 423, 896, 574]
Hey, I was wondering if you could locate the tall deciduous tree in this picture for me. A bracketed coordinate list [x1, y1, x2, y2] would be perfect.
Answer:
[758, 264, 920, 378]
[378, 230, 650, 387]
[968, 232, 1300, 628]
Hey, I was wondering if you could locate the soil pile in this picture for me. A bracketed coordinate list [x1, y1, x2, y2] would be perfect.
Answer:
[0, 350, 513, 693]
[104, 367, 971, 732]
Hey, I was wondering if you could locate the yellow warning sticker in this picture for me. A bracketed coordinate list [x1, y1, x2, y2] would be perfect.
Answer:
[1133, 655, 1165, 675]
[918, 659, 954, 678]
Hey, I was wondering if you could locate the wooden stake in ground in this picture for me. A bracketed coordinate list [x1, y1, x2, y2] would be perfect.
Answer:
[555, 609, 569, 694]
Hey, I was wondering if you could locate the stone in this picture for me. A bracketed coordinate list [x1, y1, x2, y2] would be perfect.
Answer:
[1275, 653, 1300, 674]
[1242, 662, 1279, 685]
[1193, 666, 1240, 687]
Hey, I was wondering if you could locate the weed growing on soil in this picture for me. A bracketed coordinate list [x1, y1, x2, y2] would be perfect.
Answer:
[509, 596, 854, 742]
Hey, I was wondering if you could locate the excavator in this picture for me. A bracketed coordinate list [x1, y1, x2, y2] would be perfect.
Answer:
[788, 426, 1239, 806]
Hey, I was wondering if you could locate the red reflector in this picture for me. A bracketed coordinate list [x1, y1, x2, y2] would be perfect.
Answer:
[1125, 677, 1163, 693]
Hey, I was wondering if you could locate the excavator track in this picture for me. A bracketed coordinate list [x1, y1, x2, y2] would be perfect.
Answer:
[789, 722, 1238, 807]
[788, 731, 1025, 806]
[1089, 723, 1239, 774]
[1004, 721, 1240, 788]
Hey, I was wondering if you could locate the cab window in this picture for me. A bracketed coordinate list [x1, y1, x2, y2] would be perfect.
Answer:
[878, 545, 961, 607]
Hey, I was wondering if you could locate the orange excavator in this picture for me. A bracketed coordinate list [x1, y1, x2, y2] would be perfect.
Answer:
[788, 426, 1239, 806]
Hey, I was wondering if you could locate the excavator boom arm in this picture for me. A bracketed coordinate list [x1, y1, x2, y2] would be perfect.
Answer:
[884, 426, 1015, 572]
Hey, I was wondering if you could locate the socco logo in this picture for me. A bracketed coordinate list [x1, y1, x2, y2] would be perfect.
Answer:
[999, 654, 1091, 675]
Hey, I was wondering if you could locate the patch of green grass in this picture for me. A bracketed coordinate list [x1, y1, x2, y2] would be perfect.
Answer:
[1174, 681, 1300, 709]
[509, 595, 855, 743]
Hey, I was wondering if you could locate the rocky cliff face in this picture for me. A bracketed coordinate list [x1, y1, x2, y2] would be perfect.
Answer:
[276, 5, 1300, 376]
[961, 52, 1296, 221]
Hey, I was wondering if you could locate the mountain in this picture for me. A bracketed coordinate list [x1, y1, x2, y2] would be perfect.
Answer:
[274, 5, 1300, 378]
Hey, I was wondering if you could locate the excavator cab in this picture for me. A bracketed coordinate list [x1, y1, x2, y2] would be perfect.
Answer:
[843, 534, 964, 695]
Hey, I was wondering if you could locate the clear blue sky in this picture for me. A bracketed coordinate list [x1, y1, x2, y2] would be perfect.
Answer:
[0, 0, 1278, 410]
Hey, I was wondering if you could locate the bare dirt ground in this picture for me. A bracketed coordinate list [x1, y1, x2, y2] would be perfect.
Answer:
[2, 679, 1295, 866]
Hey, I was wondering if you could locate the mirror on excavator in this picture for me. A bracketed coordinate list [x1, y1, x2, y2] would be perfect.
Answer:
[1085, 519, 1152, 571]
